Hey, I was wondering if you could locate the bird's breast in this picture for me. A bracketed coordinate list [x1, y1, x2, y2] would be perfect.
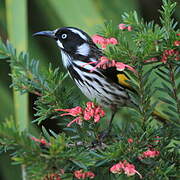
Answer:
[60, 53, 130, 107]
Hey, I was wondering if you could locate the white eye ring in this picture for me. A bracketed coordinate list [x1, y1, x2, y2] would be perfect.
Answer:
[61, 33, 67, 39]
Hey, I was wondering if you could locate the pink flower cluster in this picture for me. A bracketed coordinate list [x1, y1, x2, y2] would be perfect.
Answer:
[74, 170, 95, 179]
[139, 149, 160, 160]
[146, 33, 180, 64]
[31, 137, 49, 146]
[55, 102, 105, 127]
[145, 49, 179, 64]
[83, 102, 105, 122]
[110, 160, 142, 178]
[143, 149, 160, 158]
[119, 24, 132, 31]
[92, 35, 118, 49]
[89, 56, 136, 73]
[161, 49, 179, 63]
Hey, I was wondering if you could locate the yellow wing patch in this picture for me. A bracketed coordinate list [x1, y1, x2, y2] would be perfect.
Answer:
[117, 73, 131, 88]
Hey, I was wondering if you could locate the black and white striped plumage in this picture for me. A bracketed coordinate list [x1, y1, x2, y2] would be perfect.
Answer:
[34, 27, 167, 129]
[33, 27, 132, 110]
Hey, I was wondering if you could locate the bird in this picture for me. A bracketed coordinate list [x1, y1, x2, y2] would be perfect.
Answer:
[33, 27, 166, 135]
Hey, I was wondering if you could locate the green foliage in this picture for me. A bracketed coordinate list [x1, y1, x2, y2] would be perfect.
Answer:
[156, 64, 180, 125]
[0, 39, 75, 124]
[0, 0, 179, 180]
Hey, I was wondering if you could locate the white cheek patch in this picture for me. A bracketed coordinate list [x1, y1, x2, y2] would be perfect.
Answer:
[76, 43, 90, 56]
[56, 40, 64, 49]
[69, 28, 87, 41]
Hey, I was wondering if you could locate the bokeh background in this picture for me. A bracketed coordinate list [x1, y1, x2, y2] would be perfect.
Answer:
[0, 0, 179, 179]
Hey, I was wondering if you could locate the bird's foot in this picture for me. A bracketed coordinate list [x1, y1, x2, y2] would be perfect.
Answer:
[90, 130, 110, 148]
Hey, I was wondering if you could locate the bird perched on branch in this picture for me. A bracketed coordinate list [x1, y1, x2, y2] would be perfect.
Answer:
[33, 27, 166, 134]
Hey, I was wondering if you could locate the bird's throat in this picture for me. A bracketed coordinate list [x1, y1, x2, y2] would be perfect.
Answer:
[60, 50, 72, 68]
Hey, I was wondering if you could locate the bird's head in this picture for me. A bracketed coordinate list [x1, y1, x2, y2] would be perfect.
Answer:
[33, 27, 100, 58]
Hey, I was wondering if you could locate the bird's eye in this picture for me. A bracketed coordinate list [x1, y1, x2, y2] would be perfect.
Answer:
[61, 33, 67, 39]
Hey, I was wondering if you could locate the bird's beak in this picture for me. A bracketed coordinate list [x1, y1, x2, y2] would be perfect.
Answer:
[33, 30, 56, 39]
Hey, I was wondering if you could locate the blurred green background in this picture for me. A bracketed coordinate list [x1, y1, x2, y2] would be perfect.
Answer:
[0, 0, 179, 179]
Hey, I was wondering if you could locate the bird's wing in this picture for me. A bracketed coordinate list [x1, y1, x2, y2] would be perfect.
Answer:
[100, 67, 168, 123]
[100, 67, 135, 92]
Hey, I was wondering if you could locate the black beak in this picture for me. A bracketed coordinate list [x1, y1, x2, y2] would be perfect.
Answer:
[33, 30, 56, 39]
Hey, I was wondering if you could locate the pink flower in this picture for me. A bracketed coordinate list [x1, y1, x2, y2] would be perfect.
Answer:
[128, 138, 133, 143]
[110, 161, 124, 174]
[89, 56, 136, 73]
[176, 33, 180, 36]
[67, 117, 82, 127]
[94, 106, 105, 123]
[55, 107, 83, 127]
[119, 24, 127, 30]
[74, 170, 84, 179]
[83, 110, 93, 121]
[55, 106, 83, 117]
[83, 102, 105, 123]
[110, 160, 142, 178]
[92, 34, 118, 49]
[123, 163, 136, 176]
[89, 56, 109, 72]
[116, 62, 136, 73]
[92, 35, 107, 49]
[139, 149, 160, 159]
[108, 37, 118, 45]
[127, 26, 133, 31]
[74, 170, 95, 179]
[119, 24, 132, 31]
[85, 171, 95, 179]
[142, 149, 160, 158]
[161, 49, 179, 63]
[174, 40, 180, 46]
[86, 101, 95, 108]
[31, 137, 49, 146]
[123, 162, 142, 178]
[83, 102, 95, 120]
[144, 57, 158, 63]
[55, 102, 105, 127]
[92, 35, 106, 44]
